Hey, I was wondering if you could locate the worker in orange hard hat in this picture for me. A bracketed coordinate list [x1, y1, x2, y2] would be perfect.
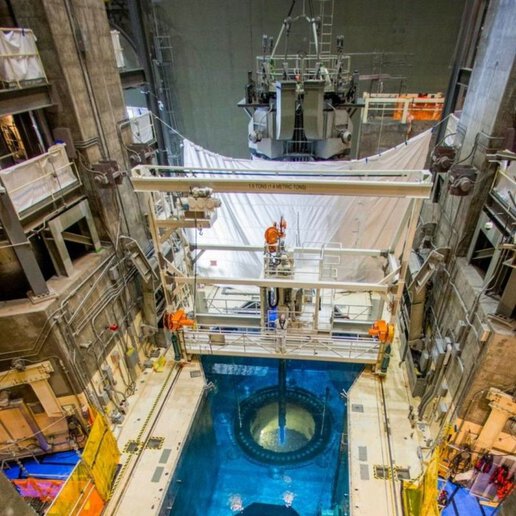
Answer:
[264, 217, 287, 253]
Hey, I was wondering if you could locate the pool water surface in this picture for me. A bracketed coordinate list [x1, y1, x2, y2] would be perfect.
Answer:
[162, 356, 362, 516]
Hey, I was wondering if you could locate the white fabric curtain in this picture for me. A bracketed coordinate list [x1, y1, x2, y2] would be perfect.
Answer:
[183, 130, 432, 282]
[0, 29, 46, 83]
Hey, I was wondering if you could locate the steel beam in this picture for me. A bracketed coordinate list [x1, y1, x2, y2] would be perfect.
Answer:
[191, 242, 386, 257]
[61, 231, 93, 245]
[120, 67, 146, 89]
[131, 175, 432, 199]
[44, 200, 101, 276]
[0, 84, 53, 117]
[175, 275, 389, 293]
[196, 313, 261, 327]
[156, 218, 211, 229]
[135, 165, 426, 178]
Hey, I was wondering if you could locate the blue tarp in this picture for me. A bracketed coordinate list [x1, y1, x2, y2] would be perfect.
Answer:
[3, 465, 21, 479]
[40, 451, 80, 465]
[439, 479, 498, 516]
[1, 451, 80, 480]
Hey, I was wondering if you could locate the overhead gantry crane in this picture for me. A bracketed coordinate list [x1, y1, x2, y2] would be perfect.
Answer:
[130, 164, 432, 374]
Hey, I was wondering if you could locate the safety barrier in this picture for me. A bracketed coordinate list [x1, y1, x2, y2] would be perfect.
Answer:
[362, 93, 444, 124]
[46, 411, 120, 515]
[402, 446, 440, 516]
[0, 143, 80, 217]
[183, 327, 380, 363]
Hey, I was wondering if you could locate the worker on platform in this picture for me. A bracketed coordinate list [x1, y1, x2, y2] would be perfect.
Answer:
[277, 254, 292, 276]
[275, 312, 289, 353]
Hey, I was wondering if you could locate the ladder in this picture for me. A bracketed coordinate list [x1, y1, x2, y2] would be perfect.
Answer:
[318, 0, 335, 56]
[151, 4, 182, 164]
[308, 0, 335, 57]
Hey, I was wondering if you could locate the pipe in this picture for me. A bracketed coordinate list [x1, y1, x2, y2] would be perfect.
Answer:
[278, 359, 287, 444]
[18, 402, 51, 452]
[54, 314, 102, 410]
[320, 387, 330, 437]
[380, 379, 401, 516]
[127, 0, 168, 165]
[311, 18, 319, 59]
[63, 0, 109, 159]
[418, 343, 452, 418]
[28, 111, 46, 153]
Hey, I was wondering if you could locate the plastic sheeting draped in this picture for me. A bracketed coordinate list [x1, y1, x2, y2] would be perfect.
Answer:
[183, 130, 432, 282]
[0, 29, 46, 84]
[81, 411, 120, 500]
[46, 412, 120, 515]
[0, 144, 79, 216]
[402, 447, 440, 516]
[12, 478, 63, 502]
[127, 107, 154, 144]
[46, 462, 104, 516]
[110, 30, 125, 69]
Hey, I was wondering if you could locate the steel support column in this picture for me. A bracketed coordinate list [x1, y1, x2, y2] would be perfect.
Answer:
[43, 200, 101, 276]
[0, 187, 49, 297]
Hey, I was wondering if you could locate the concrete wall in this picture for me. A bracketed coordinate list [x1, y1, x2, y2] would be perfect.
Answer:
[160, 0, 465, 157]
[12, 0, 148, 245]
[0, 0, 157, 466]
[457, 0, 516, 158]
[0, 248, 152, 458]
[451, 0, 516, 255]
[0, 473, 36, 516]
[403, 0, 516, 454]
[459, 329, 515, 426]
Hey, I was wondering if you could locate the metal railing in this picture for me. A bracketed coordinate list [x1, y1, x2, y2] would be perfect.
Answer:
[182, 326, 379, 364]
[0, 144, 81, 218]
[361, 92, 444, 124]
[491, 163, 516, 212]
[0, 28, 47, 89]
[257, 54, 351, 91]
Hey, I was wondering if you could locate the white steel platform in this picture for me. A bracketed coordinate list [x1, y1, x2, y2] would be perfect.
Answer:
[183, 329, 380, 363]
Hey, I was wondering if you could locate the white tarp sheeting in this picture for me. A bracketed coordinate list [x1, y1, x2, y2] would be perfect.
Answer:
[0, 29, 45, 84]
[183, 130, 432, 282]
[111, 30, 125, 69]
[0, 144, 79, 215]
[127, 107, 154, 144]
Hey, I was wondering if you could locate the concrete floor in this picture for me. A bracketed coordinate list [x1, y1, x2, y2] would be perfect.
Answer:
[348, 338, 426, 515]
[104, 354, 205, 516]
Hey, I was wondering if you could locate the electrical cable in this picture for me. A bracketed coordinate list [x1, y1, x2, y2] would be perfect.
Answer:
[454, 132, 480, 166]
[268, 288, 279, 308]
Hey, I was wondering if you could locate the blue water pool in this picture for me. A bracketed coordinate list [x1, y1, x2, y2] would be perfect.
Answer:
[162, 356, 362, 516]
